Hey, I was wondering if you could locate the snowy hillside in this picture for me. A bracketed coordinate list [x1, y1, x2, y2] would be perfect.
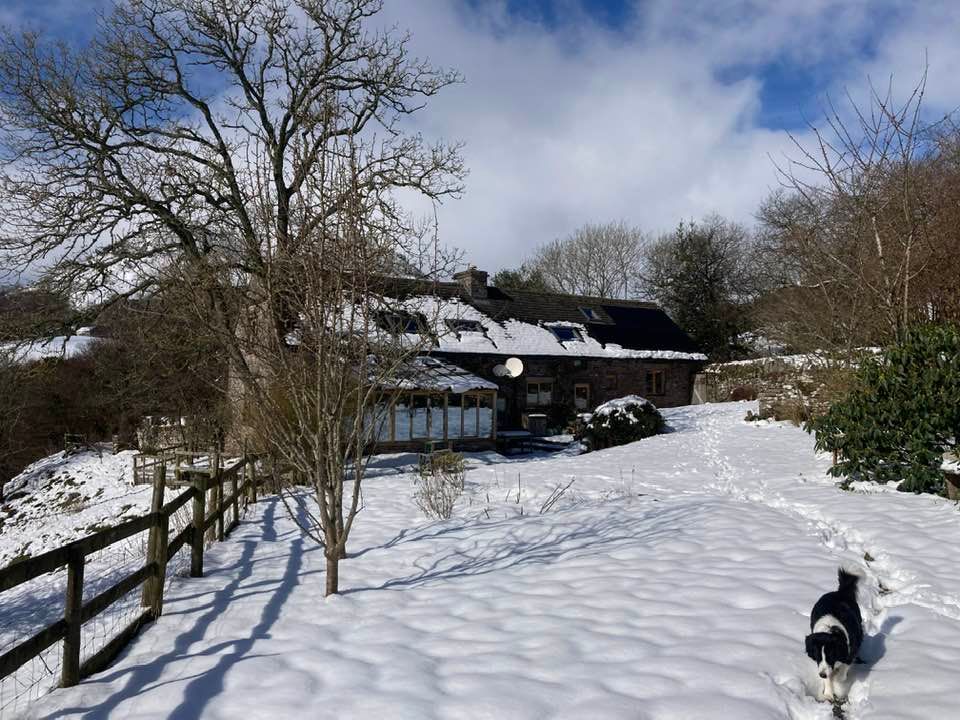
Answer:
[21, 402, 960, 720]
[0, 449, 153, 568]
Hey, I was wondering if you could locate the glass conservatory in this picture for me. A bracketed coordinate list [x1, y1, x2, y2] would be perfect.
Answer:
[364, 357, 498, 449]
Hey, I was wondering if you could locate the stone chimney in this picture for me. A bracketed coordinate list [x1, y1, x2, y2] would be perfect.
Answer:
[453, 267, 489, 300]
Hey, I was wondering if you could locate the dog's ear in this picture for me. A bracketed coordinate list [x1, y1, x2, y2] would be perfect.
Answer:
[829, 628, 851, 664]
[804, 634, 818, 661]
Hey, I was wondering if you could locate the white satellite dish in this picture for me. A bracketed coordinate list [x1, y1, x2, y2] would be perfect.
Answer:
[493, 364, 508, 377]
[504, 357, 524, 378]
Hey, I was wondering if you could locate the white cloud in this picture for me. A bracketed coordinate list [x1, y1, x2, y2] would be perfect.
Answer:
[379, 1, 959, 273]
[5, 0, 957, 281]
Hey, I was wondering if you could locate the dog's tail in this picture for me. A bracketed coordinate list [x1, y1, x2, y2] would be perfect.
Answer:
[837, 567, 861, 599]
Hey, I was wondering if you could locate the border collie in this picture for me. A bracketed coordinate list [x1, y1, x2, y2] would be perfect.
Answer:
[805, 568, 863, 702]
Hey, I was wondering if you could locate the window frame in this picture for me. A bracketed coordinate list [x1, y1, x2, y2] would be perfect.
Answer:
[526, 379, 555, 407]
[574, 383, 591, 410]
[548, 325, 583, 343]
[645, 370, 666, 396]
[444, 318, 485, 334]
[375, 310, 424, 335]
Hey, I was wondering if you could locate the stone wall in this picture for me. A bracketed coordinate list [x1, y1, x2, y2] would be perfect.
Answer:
[695, 357, 854, 422]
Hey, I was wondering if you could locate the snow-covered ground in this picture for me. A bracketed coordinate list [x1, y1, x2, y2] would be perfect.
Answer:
[1, 449, 156, 567]
[16, 402, 960, 719]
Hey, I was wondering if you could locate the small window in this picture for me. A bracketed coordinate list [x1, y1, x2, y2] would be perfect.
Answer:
[574, 383, 591, 411]
[645, 370, 666, 396]
[445, 318, 485, 333]
[579, 307, 600, 321]
[526, 381, 554, 407]
[375, 311, 423, 334]
[548, 325, 583, 342]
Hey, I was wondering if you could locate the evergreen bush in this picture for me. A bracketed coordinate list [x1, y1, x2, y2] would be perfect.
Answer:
[578, 395, 665, 451]
[807, 324, 960, 493]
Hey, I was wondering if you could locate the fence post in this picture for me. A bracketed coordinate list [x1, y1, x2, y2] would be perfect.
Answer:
[140, 465, 166, 607]
[152, 509, 170, 617]
[215, 454, 224, 543]
[143, 463, 170, 617]
[230, 464, 239, 531]
[190, 472, 206, 578]
[61, 549, 85, 687]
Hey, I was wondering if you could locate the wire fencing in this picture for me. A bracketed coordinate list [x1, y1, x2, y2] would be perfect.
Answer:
[0, 458, 258, 719]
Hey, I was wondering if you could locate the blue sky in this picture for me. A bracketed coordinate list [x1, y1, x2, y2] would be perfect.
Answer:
[2, 0, 956, 271]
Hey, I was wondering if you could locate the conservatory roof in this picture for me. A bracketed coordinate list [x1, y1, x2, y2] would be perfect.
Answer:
[387, 356, 498, 393]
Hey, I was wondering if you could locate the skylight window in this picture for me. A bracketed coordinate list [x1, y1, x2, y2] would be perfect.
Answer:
[579, 307, 600, 321]
[549, 325, 583, 342]
[445, 318, 485, 333]
[375, 311, 423, 334]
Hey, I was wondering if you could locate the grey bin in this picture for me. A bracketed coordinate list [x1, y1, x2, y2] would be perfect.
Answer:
[523, 413, 548, 437]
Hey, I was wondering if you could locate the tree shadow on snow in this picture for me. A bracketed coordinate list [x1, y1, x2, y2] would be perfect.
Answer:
[345, 500, 704, 594]
[39, 496, 317, 720]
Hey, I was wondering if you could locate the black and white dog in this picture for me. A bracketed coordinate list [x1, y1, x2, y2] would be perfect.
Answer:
[805, 568, 864, 702]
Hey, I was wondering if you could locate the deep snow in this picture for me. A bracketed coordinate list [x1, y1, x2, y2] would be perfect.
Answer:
[14, 402, 960, 719]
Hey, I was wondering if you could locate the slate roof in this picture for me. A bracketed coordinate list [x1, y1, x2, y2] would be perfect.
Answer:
[377, 274, 704, 360]
[469, 290, 701, 354]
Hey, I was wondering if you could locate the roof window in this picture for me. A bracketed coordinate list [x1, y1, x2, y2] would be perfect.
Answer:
[549, 325, 584, 342]
[445, 318, 485, 333]
[375, 310, 424, 334]
[579, 307, 600, 321]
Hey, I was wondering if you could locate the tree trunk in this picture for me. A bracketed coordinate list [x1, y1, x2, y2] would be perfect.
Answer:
[325, 554, 339, 596]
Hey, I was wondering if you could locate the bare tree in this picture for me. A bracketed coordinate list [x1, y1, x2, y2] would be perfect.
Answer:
[763, 70, 942, 349]
[237, 139, 455, 594]
[530, 221, 645, 298]
[0, 0, 465, 593]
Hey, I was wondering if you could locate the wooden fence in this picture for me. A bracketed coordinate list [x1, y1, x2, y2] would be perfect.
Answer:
[132, 447, 218, 486]
[0, 454, 261, 691]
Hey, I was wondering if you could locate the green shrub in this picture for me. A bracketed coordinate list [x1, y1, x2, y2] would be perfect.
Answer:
[807, 324, 960, 493]
[577, 395, 665, 452]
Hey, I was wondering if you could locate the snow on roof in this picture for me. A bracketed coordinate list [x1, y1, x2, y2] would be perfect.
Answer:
[1, 335, 101, 364]
[398, 296, 707, 361]
[385, 356, 498, 393]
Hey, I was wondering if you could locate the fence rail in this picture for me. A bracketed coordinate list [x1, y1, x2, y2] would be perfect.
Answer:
[0, 454, 262, 697]
[132, 447, 221, 486]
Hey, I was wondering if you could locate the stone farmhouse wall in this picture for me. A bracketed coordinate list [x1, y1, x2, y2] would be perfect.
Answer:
[435, 352, 703, 432]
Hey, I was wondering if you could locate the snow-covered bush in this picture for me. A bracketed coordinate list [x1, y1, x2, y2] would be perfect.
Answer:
[577, 395, 665, 452]
[413, 451, 466, 519]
